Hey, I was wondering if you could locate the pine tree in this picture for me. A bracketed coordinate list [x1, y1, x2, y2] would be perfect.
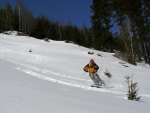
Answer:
[81, 25, 93, 48]
[1, 3, 14, 33]
[21, 7, 34, 35]
[91, 0, 113, 51]
[113, 0, 150, 64]
[125, 76, 141, 101]
[16, 0, 34, 35]
[0, 9, 4, 32]
[142, 0, 150, 64]
[30, 16, 50, 39]
[13, 8, 19, 31]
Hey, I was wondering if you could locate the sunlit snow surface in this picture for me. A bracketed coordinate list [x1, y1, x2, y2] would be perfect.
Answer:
[0, 31, 150, 113]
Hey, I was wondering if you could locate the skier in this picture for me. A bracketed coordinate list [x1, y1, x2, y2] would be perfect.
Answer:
[83, 59, 103, 87]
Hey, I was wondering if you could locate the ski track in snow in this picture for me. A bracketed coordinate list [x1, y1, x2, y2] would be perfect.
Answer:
[0, 56, 127, 95]
[2, 57, 150, 98]
[0, 52, 150, 97]
[15, 67, 125, 95]
[0, 35, 150, 98]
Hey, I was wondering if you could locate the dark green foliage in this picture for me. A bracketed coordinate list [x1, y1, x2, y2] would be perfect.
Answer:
[0, 3, 14, 33]
[30, 16, 51, 39]
[112, 0, 150, 65]
[0, 0, 118, 53]
[0, 9, 4, 32]
[125, 76, 141, 101]
[13, 8, 19, 31]
[0, 0, 150, 64]
[91, 0, 114, 51]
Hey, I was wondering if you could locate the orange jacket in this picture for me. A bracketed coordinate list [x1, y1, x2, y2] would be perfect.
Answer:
[83, 63, 99, 73]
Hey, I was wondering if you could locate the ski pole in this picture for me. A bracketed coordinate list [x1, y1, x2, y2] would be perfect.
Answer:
[84, 73, 90, 85]
[73, 72, 86, 83]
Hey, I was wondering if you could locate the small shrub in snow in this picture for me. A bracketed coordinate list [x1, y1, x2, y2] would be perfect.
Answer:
[88, 52, 94, 55]
[65, 40, 71, 43]
[17, 32, 26, 36]
[104, 68, 112, 78]
[29, 49, 32, 52]
[125, 75, 141, 101]
[44, 38, 50, 42]
[97, 54, 103, 57]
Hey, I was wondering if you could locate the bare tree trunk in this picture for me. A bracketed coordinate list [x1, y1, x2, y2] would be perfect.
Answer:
[18, 0, 21, 31]
[5, 8, 8, 33]
[58, 23, 61, 41]
[127, 18, 135, 64]
[119, 17, 135, 64]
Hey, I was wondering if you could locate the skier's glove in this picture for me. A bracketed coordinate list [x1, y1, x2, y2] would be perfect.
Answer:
[85, 70, 88, 72]
[84, 67, 89, 72]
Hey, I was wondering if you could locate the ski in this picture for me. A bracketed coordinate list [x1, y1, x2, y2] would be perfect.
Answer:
[96, 86, 102, 88]
[91, 85, 102, 88]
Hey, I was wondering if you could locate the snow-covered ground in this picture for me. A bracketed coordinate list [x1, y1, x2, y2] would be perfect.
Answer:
[0, 31, 150, 113]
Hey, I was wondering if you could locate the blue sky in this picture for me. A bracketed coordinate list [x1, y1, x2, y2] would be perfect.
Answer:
[0, 0, 93, 28]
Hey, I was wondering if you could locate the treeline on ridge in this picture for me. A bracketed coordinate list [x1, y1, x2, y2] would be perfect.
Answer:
[0, 0, 150, 65]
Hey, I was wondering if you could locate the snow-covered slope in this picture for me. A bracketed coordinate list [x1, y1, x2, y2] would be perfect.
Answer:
[0, 31, 150, 113]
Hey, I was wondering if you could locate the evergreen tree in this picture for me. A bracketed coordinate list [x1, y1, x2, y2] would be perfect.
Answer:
[13, 8, 19, 31]
[1, 3, 14, 33]
[113, 0, 150, 64]
[91, 0, 113, 51]
[30, 16, 50, 39]
[0, 9, 4, 32]
[125, 76, 141, 101]
[48, 21, 59, 40]
[64, 21, 73, 41]
[142, 0, 150, 64]
[21, 7, 34, 35]
[81, 25, 93, 48]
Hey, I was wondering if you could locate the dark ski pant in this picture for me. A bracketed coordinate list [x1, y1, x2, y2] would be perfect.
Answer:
[89, 73, 101, 86]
